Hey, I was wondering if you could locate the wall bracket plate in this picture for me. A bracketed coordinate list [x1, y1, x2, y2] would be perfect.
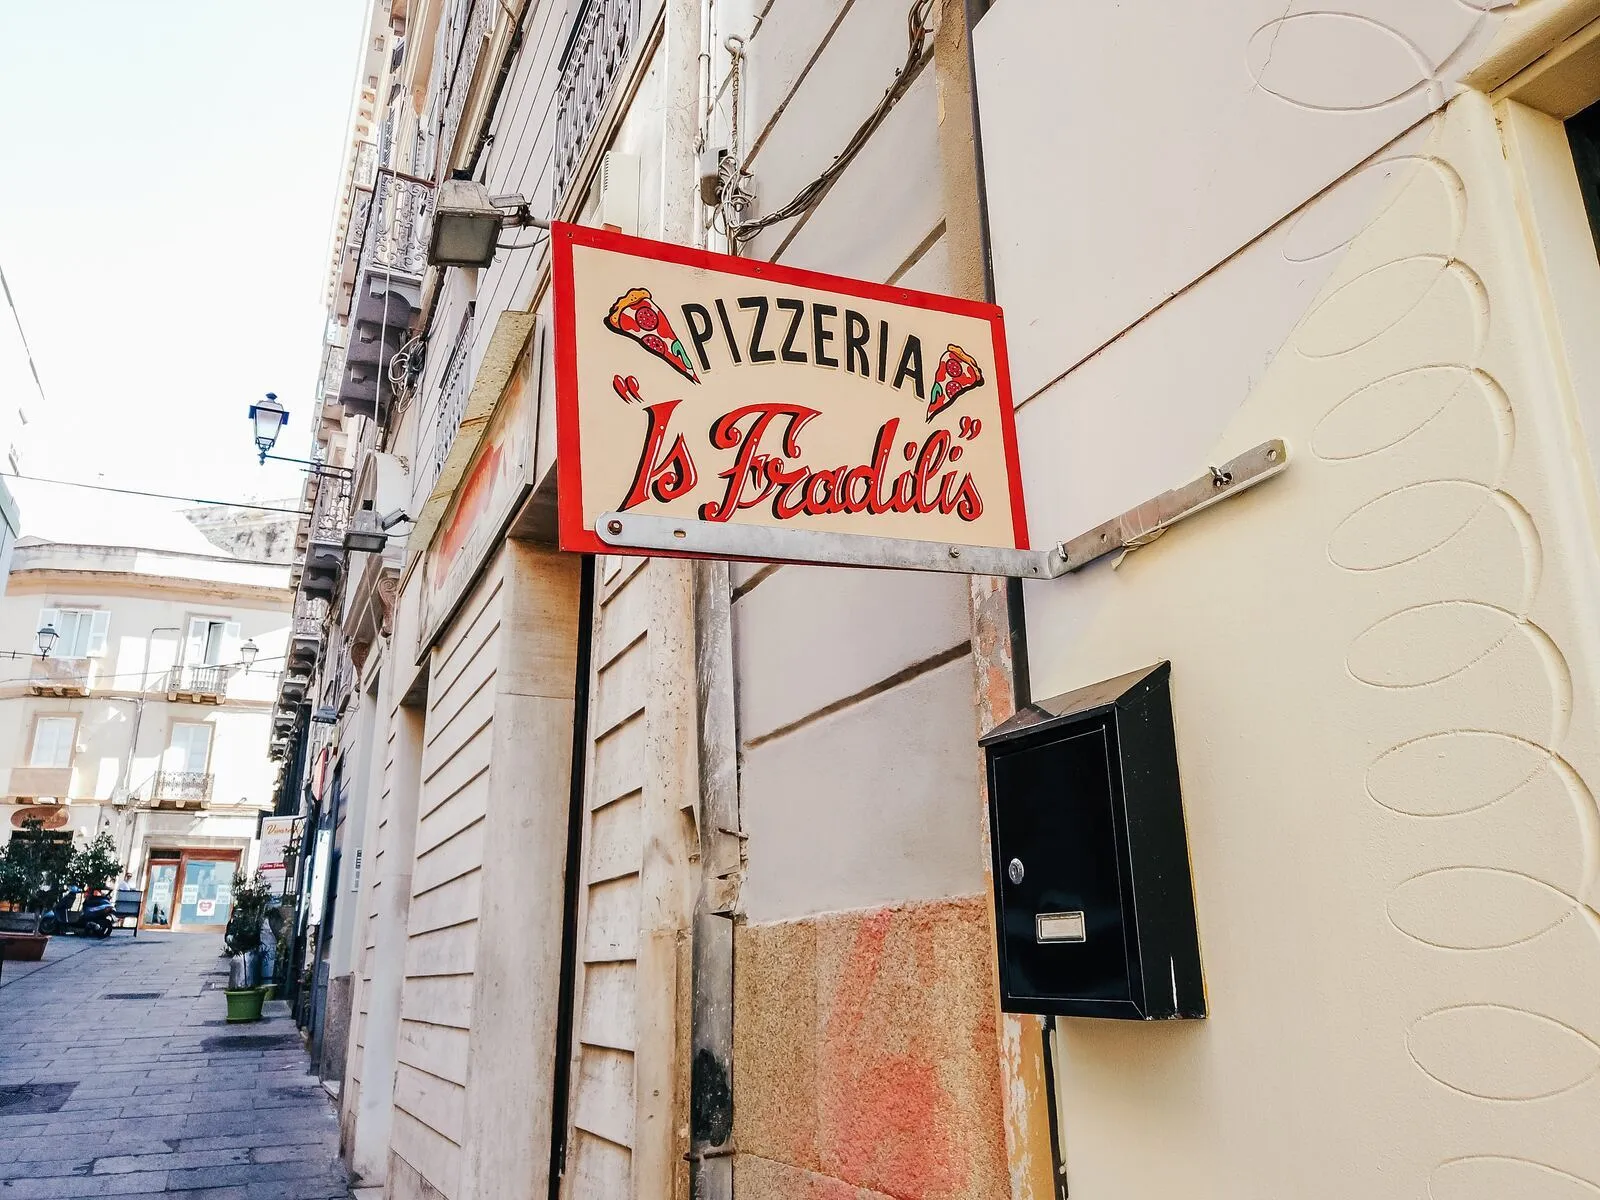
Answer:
[595, 439, 1288, 578]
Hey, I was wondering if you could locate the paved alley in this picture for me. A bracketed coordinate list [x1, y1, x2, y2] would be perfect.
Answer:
[0, 932, 349, 1198]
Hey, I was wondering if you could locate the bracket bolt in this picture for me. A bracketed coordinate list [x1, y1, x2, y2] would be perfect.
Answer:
[607, 520, 623, 535]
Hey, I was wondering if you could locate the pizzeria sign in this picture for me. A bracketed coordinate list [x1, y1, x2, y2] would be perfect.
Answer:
[552, 223, 1032, 573]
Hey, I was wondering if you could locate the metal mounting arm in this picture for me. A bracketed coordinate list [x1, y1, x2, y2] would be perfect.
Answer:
[596, 439, 1288, 579]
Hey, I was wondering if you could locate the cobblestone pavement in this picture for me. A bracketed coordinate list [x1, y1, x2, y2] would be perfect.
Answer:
[0, 930, 349, 1198]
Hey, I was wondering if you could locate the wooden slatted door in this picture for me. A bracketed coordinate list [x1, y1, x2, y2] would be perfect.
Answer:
[558, 554, 650, 1196]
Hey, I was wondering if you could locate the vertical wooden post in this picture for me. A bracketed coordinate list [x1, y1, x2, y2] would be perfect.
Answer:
[935, 0, 1062, 1194]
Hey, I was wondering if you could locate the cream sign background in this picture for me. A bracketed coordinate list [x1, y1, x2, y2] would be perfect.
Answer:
[552, 223, 1027, 556]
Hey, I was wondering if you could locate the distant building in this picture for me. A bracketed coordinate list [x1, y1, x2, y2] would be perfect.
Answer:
[0, 538, 292, 932]
[182, 502, 302, 565]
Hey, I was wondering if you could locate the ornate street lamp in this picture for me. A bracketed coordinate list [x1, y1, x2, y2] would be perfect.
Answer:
[246, 393, 351, 480]
[35, 623, 58, 657]
[239, 639, 259, 672]
[249, 393, 288, 463]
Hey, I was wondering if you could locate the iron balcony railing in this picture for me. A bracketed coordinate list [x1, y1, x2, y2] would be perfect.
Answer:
[429, 310, 475, 487]
[360, 169, 434, 278]
[553, 0, 641, 207]
[319, 343, 347, 401]
[151, 771, 212, 805]
[310, 473, 355, 544]
[161, 664, 232, 697]
[433, 0, 495, 181]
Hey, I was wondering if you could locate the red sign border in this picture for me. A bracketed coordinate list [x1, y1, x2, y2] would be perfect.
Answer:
[552, 221, 1030, 557]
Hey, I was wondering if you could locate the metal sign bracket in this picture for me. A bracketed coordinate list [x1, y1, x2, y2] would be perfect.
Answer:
[596, 439, 1288, 579]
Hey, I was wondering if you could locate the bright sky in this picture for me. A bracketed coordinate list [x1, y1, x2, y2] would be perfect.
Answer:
[0, 1, 367, 552]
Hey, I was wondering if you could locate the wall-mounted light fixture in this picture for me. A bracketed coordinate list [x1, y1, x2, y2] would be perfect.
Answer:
[427, 174, 549, 270]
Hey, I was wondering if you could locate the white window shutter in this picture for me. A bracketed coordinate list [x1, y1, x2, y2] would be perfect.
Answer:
[222, 622, 241, 666]
[37, 608, 59, 656]
[184, 618, 206, 666]
[87, 611, 110, 657]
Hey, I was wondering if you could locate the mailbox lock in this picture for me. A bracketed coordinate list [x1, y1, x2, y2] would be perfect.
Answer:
[1007, 858, 1025, 884]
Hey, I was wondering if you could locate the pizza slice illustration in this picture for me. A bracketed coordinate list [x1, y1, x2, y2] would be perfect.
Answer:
[926, 344, 984, 422]
[605, 287, 700, 384]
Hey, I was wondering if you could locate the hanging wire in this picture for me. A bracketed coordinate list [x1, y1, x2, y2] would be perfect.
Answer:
[729, 0, 934, 248]
[0, 263, 49, 408]
[0, 472, 309, 515]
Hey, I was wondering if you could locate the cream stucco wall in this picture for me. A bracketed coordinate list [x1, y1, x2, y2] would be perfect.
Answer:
[981, 52, 1600, 1200]
[0, 542, 291, 864]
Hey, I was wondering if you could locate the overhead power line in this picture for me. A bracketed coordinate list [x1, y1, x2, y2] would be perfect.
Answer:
[0, 262, 49, 407]
[0, 472, 309, 516]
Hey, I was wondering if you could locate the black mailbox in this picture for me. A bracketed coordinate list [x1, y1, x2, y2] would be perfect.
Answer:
[981, 662, 1205, 1020]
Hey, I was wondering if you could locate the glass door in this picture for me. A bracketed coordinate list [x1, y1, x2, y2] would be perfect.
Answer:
[175, 856, 235, 929]
[143, 863, 178, 929]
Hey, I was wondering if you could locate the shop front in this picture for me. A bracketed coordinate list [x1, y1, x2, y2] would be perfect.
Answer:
[140, 847, 239, 932]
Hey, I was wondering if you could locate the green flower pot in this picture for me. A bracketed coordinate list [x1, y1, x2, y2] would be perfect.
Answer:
[258, 984, 276, 1002]
[225, 987, 266, 1023]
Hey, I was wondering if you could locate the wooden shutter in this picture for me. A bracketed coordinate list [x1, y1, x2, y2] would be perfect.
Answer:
[86, 611, 110, 657]
[184, 618, 207, 666]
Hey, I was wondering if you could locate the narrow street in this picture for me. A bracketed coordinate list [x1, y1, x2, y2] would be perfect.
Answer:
[0, 934, 349, 1199]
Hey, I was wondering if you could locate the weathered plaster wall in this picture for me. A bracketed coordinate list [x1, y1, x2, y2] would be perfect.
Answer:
[734, 898, 1011, 1200]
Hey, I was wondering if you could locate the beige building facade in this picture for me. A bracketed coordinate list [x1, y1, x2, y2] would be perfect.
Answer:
[275, 1, 1600, 1198]
[0, 539, 291, 930]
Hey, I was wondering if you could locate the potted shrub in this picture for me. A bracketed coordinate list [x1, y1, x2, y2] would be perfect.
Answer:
[223, 869, 273, 1021]
[66, 831, 120, 897]
[0, 819, 75, 960]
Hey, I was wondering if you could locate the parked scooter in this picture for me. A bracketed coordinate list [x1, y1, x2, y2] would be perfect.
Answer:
[38, 887, 115, 938]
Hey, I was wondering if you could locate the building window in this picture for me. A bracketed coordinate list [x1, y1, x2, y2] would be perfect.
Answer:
[38, 608, 108, 658]
[184, 617, 239, 667]
[29, 716, 76, 768]
[165, 723, 213, 775]
[1569, 99, 1600, 261]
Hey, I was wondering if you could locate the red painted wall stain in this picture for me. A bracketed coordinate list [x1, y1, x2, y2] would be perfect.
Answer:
[815, 909, 963, 1199]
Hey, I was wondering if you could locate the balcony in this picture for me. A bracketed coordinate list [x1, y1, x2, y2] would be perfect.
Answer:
[278, 670, 312, 710]
[333, 170, 433, 421]
[554, 0, 642, 208]
[29, 657, 91, 697]
[6, 766, 72, 802]
[288, 603, 326, 674]
[302, 475, 353, 604]
[160, 664, 232, 704]
[150, 771, 212, 809]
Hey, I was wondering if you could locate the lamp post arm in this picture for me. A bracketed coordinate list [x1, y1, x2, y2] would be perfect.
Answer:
[260, 454, 354, 480]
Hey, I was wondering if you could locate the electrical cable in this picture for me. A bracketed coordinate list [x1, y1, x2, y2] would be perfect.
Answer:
[0, 472, 310, 516]
[0, 262, 49, 408]
[730, 0, 934, 247]
[0, 654, 289, 689]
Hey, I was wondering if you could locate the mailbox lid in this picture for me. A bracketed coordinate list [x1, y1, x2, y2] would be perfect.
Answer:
[989, 714, 1141, 1014]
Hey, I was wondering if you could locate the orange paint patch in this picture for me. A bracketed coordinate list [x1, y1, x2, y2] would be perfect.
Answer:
[736, 897, 1010, 1200]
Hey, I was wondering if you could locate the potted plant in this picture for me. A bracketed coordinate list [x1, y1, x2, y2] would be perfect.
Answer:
[223, 869, 273, 1022]
[65, 831, 121, 897]
[0, 819, 75, 960]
